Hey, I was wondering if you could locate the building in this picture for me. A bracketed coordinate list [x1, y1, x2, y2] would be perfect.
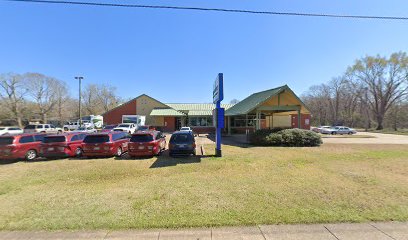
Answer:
[102, 85, 311, 133]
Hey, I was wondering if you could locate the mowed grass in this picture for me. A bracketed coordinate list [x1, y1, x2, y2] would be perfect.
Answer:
[0, 144, 407, 230]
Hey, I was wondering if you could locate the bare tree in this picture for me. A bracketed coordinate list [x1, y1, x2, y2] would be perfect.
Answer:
[82, 83, 121, 115]
[348, 52, 408, 130]
[230, 99, 240, 104]
[24, 73, 65, 123]
[0, 73, 27, 127]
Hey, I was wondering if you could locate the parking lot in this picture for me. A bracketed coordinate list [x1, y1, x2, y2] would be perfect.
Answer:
[322, 131, 408, 145]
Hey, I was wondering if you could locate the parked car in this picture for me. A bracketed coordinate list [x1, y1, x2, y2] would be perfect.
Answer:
[0, 126, 23, 135]
[74, 126, 97, 133]
[320, 126, 337, 134]
[179, 126, 194, 134]
[0, 133, 46, 160]
[169, 131, 196, 157]
[314, 126, 332, 133]
[128, 131, 166, 157]
[136, 125, 155, 132]
[82, 132, 130, 158]
[101, 124, 117, 133]
[24, 124, 63, 134]
[40, 133, 87, 158]
[332, 126, 357, 135]
[113, 123, 137, 134]
[63, 121, 80, 131]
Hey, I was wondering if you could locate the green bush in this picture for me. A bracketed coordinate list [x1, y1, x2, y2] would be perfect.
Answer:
[249, 127, 287, 146]
[250, 128, 322, 147]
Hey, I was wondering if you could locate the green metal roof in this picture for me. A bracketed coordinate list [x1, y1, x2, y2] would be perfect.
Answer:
[166, 103, 234, 111]
[225, 85, 288, 116]
[188, 110, 213, 116]
[150, 108, 185, 116]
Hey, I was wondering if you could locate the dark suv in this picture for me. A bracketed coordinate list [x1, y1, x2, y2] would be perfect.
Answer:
[169, 131, 196, 157]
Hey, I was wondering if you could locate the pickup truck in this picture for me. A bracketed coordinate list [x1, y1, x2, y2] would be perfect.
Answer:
[23, 124, 63, 134]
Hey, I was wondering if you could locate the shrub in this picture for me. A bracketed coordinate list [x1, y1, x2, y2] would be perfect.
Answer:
[250, 128, 322, 147]
[249, 127, 287, 146]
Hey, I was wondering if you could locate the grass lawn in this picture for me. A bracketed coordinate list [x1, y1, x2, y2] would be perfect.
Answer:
[357, 128, 408, 136]
[0, 144, 407, 230]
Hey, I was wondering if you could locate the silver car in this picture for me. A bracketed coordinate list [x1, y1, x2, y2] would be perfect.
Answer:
[332, 126, 357, 135]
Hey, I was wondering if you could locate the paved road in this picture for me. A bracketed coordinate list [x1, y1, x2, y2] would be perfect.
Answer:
[322, 132, 408, 144]
[1, 222, 407, 239]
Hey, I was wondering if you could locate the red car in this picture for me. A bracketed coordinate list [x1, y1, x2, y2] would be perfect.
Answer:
[82, 132, 129, 158]
[0, 133, 47, 160]
[128, 131, 166, 157]
[40, 133, 87, 158]
[101, 124, 117, 133]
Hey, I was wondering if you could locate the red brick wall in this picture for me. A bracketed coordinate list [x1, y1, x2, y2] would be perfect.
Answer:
[162, 117, 176, 132]
[103, 99, 137, 125]
[290, 114, 311, 130]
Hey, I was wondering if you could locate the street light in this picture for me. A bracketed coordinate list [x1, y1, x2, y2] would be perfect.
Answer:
[75, 76, 84, 126]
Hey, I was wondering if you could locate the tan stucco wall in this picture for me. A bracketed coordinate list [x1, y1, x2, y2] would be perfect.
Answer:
[136, 95, 168, 126]
[262, 90, 310, 114]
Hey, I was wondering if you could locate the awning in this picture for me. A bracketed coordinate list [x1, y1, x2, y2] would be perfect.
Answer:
[150, 108, 185, 116]
[188, 110, 213, 116]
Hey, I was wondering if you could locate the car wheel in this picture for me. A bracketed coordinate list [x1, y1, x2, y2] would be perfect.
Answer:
[116, 147, 123, 157]
[348, 132, 352, 135]
[332, 132, 337, 135]
[58, 130, 62, 134]
[75, 147, 83, 158]
[64, 127, 68, 131]
[25, 150, 37, 161]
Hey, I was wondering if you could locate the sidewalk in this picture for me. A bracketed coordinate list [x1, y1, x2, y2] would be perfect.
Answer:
[1, 222, 407, 240]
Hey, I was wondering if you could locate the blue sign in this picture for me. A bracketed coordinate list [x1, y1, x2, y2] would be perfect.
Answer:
[213, 73, 224, 104]
[213, 73, 224, 157]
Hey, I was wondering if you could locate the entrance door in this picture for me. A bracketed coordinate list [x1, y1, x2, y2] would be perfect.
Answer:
[175, 117, 182, 131]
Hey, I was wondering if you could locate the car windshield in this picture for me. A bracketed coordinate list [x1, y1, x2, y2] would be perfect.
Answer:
[130, 134, 154, 142]
[43, 136, 66, 143]
[0, 137, 14, 145]
[104, 125, 116, 130]
[84, 135, 110, 143]
[118, 124, 130, 128]
[24, 125, 36, 129]
[138, 126, 149, 131]
[170, 134, 193, 143]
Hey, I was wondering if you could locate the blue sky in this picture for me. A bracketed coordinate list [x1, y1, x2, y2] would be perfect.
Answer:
[1, 0, 407, 103]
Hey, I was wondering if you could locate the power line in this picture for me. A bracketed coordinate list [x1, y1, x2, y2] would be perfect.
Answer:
[4, 0, 408, 21]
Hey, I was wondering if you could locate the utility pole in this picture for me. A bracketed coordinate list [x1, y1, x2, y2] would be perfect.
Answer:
[75, 76, 84, 126]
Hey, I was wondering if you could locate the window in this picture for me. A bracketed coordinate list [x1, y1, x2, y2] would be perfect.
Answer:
[34, 135, 46, 142]
[50, 125, 56, 128]
[45, 125, 50, 129]
[0, 137, 14, 145]
[44, 136, 66, 143]
[170, 133, 194, 143]
[112, 132, 127, 141]
[0, 128, 5, 130]
[131, 134, 154, 142]
[24, 125, 36, 130]
[189, 117, 213, 127]
[84, 135, 110, 143]
[71, 135, 79, 141]
[19, 136, 34, 143]
[9, 127, 21, 130]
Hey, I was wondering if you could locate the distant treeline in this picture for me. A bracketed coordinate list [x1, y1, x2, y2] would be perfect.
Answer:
[0, 73, 123, 127]
[302, 52, 408, 130]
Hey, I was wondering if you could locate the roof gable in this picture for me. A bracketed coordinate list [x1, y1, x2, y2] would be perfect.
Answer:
[225, 85, 287, 116]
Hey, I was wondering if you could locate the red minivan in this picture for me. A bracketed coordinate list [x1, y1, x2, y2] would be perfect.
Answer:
[82, 132, 129, 158]
[40, 133, 87, 159]
[128, 131, 166, 157]
[0, 133, 46, 160]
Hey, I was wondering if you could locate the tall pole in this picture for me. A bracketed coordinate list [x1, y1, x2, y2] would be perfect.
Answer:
[75, 76, 84, 126]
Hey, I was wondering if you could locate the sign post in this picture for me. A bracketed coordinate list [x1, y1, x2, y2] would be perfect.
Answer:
[213, 73, 224, 157]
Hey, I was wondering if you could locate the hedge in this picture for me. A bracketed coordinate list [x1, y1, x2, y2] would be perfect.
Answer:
[250, 128, 322, 147]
